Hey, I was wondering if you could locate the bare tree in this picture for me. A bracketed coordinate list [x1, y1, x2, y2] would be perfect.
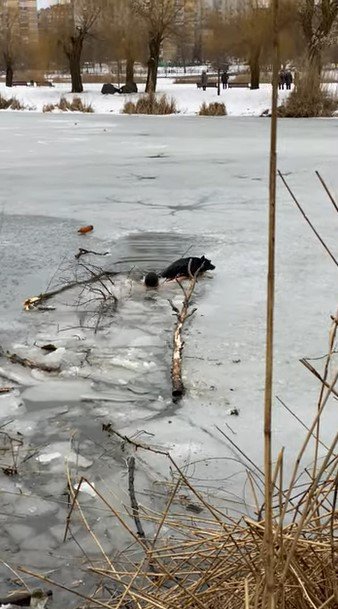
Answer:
[204, 10, 230, 71]
[298, 0, 338, 77]
[102, 0, 147, 85]
[38, 6, 69, 74]
[206, 1, 298, 89]
[119, 0, 147, 85]
[131, 0, 185, 92]
[173, 4, 197, 70]
[0, 3, 20, 87]
[60, 0, 103, 93]
[205, 2, 271, 89]
[232, 1, 272, 90]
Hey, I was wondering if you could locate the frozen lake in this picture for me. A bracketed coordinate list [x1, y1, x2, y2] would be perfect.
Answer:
[0, 114, 337, 605]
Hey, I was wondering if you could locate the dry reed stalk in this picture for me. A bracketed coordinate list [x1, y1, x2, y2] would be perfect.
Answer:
[34, 387, 336, 609]
[26, 348, 337, 608]
[299, 358, 338, 399]
[245, 578, 250, 609]
[278, 171, 338, 268]
[276, 396, 330, 450]
[263, 2, 279, 603]
[311, 314, 338, 479]
[19, 567, 115, 609]
[277, 369, 338, 533]
[62, 469, 129, 608]
[315, 171, 338, 214]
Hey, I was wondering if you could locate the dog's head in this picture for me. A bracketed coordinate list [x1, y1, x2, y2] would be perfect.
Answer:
[144, 272, 159, 288]
[201, 255, 215, 271]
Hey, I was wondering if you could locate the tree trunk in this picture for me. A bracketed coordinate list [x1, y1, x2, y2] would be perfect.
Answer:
[193, 18, 203, 63]
[126, 55, 134, 84]
[6, 64, 13, 87]
[117, 60, 121, 87]
[299, 1, 338, 83]
[308, 44, 322, 81]
[66, 37, 84, 93]
[145, 35, 161, 93]
[145, 60, 151, 93]
[249, 47, 261, 90]
[69, 55, 83, 93]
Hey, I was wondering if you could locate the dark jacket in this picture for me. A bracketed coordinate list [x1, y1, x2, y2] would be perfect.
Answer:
[285, 71, 293, 85]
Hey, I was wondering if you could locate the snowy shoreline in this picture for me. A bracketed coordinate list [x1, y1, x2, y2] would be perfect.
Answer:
[0, 78, 295, 116]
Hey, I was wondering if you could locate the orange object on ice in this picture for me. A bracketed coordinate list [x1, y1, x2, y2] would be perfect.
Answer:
[78, 225, 94, 234]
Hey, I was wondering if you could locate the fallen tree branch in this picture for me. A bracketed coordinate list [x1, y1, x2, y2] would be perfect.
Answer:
[171, 271, 199, 400]
[127, 456, 148, 543]
[0, 348, 60, 374]
[106, 428, 233, 523]
[23, 270, 118, 310]
[0, 387, 13, 394]
[75, 248, 110, 260]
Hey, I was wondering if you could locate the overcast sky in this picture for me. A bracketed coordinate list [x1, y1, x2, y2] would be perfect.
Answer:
[37, 1, 57, 9]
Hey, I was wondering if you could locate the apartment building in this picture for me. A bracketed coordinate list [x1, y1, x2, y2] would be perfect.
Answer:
[2, 0, 38, 40]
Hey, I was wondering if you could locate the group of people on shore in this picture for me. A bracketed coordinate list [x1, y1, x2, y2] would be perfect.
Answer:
[278, 69, 293, 90]
[199, 68, 294, 91]
[200, 70, 229, 91]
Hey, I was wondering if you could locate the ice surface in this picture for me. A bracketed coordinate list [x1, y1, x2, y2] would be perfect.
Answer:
[0, 365, 41, 386]
[0, 391, 25, 419]
[36, 452, 62, 464]
[78, 480, 96, 497]
[0, 113, 337, 606]
[22, 379, 93, 402]
[66, 451, 93, 469]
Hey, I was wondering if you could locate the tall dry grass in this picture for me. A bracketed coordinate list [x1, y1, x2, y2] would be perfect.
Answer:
[122, 93, 177, 115]
[43, 96, 94, 113]
[279, 74, 338, 117]
[0, 94, 27, 110]
[199, 102, 227, 116]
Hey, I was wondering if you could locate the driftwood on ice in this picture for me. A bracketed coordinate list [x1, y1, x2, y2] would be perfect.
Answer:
[169, 264, 200, 399]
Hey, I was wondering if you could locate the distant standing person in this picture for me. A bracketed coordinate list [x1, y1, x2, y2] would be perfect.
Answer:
[278, 69, 285, 90]
[285, 70, 293, 90]
[201, 70, 208, 91]
[221, 71, 229, 89]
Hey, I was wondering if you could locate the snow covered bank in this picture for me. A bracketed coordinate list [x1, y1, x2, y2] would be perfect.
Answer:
[0, 79, 293, 116]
